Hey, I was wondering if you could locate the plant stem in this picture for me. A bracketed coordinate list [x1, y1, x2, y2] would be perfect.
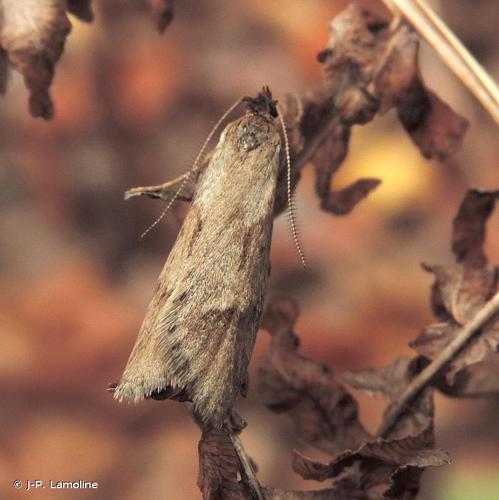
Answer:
[379, 290, 499, 437]
[229, 431, 264, 500]
[382, 0, 499, 124]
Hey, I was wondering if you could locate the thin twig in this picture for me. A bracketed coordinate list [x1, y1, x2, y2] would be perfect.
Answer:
[124, 172, 192, 201]
[378, 290, 499, 438]
[381, 0, 499, 124]
[229, 431, 264, 500]
[185, 404, 264, 500]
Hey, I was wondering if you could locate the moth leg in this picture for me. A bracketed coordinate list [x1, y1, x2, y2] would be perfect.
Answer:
[124, 172, 196, 203]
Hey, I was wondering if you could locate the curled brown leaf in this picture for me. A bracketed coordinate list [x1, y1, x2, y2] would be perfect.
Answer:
[397, 84, 468, 160]
[198, 427, 247, 500]
[319, 2, 467, 161]
[321, 178, 382, 216]
[312, 127, 381, 216]
[343, 357, 433, 440]
[259, 297, 371, 457]
[421, 263, 497, 325]
[412, 189, 499, 384]
[452, 189, 499, 268]
[0, 0, 72, 119]
[297, 2, 465, 221]
[435, 352, 499, 397]
[292, 427, 449, 499]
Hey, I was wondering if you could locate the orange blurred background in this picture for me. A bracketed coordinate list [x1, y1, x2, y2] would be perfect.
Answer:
[0, 1, 498, 499]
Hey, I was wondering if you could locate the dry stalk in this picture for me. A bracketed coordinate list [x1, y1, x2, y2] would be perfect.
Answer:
[229, 431, 264, 500]
[379, 290, 499, 438]
[382, 0, 499, 124]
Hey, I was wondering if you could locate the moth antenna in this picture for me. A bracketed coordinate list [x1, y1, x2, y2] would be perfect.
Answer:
[277, 104, 306, 268]
[140, 97, 244, 240]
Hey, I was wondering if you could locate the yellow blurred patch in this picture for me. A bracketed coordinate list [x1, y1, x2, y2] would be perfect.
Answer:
[65, 14, 96, 53]
[335, 124, 437, 211]
[252, 0, 334, 31]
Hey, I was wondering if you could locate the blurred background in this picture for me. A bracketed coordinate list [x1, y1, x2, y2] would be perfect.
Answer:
[0, 0, 498, 498]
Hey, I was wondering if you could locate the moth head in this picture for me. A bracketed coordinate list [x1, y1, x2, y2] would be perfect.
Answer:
[228, 87, 280, 152]
[232, 113, 279, 153]
[242, 86, 278, 118]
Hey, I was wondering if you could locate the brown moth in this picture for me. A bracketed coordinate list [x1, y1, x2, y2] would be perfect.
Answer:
[114, 88, 282, 428]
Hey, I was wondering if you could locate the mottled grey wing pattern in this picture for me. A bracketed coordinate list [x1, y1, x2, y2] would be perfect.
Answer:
[114, 109, 281, 427]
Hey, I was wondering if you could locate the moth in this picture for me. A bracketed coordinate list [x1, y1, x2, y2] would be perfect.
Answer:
[114, 88, 289, 428]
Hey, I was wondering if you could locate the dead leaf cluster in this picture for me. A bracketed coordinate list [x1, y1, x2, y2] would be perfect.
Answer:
[7, 1, 491, 498]
[192, 3, 498, 493]
[126, 2, 467, 221]
[0, 0, 173, 118]
[198, 182, 497, 498]
[412, 190, 499, 392]
[112, 3, 499, 499]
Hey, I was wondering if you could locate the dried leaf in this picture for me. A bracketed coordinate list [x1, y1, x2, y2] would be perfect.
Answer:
[146, 0, 175, 33]
[397, 84, 468, 161]
[198, 427, 247, 500]
[320, 4, 385, 124]
[66, 0, 93, 22]
[306, 2, 465, 221]
[0, 0, 72, 118]
[282, 93, 306, 155]
[319, 2, 467, 161]
[412, 189, 499, 384]
[259, 297, 371, 457]
[272, 154, 302, 218]
[435, 353, 499, 397]
[343, 358, 422, 400]
[421, 263, 497, 324]
[343, 357, 433, 440]
[322, 178, 382, 216]
[261, 296, 300, 334]
[312, 127, 381, 215]
[452, 189, 499, 268]
[374, 27, 419, 114]
[260, 300, 444, 499]
[272, 92, 306, 217]
[373, 22, 467, 158]
[292, 427, 449, 499]
[411, 316, 499, 384]
[313, 127, 350, 191]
